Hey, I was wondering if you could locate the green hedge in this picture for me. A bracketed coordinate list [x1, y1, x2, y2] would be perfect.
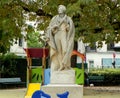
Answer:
[88, 69, 120, 86]
[0, 53, 17, 77]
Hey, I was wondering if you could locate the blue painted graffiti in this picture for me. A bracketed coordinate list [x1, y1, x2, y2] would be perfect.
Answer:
[32, 90, 69, 98]
[57, 91, 69, 98]
[32, 90, 51, 98]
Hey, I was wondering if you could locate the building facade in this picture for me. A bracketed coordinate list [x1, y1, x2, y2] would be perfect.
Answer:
[77, 40, 120, 70]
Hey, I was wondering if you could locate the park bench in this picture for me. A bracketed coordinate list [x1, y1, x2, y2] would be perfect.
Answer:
[0, 77, 25, 88]
[89, 75, 104, 85]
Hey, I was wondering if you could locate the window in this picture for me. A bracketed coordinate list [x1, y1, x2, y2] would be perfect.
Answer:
[107, 43, 114, 51]
[102, 58, 120, 68]
[19, 38, 23, 47]
[115, 58, 120, 66]
[102, 58, 112, 66]
[89, 60, 94, 68]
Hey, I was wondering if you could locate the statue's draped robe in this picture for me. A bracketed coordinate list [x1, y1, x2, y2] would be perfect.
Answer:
[46, 15, 75, 72]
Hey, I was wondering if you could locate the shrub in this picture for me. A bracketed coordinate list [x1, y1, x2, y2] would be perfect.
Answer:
[88, 68, 120, 86]
[0, 53, 17, 77]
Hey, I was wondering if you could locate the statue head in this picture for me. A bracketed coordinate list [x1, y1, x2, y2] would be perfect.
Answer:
[58, 5, 66, 14]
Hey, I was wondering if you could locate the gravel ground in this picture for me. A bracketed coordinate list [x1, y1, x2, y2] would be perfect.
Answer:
[84, 86, 120, 98]
[0, 88, 26, 98]
[0, 86, 120, 98]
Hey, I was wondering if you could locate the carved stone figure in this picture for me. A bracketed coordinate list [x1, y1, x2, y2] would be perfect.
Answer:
[45, 5, 75, 73]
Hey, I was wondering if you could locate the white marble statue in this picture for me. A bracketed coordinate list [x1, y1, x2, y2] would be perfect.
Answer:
[45, 5, 75, 73]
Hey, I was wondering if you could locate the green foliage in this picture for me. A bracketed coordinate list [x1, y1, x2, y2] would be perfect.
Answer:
[41, 0, 120, 47]
[0, 0, 23, 53]
[89, 68, 120, 86]
[1, 0, 120, 53]
[0, 53, 17, 77]
[26, 31, 44, 48]
[89, 68, 120, 75]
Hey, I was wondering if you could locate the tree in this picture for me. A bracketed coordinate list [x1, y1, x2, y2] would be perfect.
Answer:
[26, 31, 44, 48]
[0, 0, 24, 53]
[78, 0, 120, 47]
[20, 0, 120, 47]
[0, 0, 120, 53]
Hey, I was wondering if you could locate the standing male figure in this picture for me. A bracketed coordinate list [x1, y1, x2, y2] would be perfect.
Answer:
[45, 5, 75, 73]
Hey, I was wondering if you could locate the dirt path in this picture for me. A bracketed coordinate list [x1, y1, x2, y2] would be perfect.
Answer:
[0, 88, 26, 98]
[84, 86, 120, 98]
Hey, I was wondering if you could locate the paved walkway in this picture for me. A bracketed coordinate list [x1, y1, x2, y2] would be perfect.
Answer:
[0, 88, 26, 98]
[0, 86, 120, 98]
[84, 86, 120, 98]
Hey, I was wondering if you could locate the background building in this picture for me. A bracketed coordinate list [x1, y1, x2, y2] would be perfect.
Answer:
[77, 40, 120, 71]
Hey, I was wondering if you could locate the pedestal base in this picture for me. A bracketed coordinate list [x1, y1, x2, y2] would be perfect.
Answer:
[51, 69, 75, 84]
[41, 84, 83, 98]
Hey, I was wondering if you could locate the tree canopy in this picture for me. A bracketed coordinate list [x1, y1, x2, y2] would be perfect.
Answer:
[0, 0, 120, 53]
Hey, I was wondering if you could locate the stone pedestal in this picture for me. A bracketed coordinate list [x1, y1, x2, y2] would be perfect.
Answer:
[41, 84, 83, 98]
[50, 69, 75, 84]
[42, 69, 83, 98]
